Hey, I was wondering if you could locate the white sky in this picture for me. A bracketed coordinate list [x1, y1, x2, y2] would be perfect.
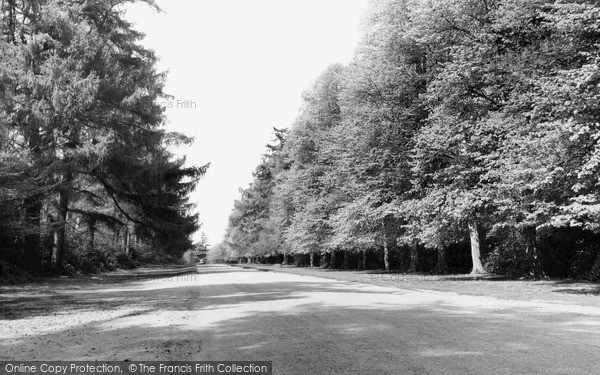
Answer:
[125, 0, 369, 246]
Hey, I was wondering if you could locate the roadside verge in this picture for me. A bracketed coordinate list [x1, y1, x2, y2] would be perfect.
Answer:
[231, 263, 600, 308]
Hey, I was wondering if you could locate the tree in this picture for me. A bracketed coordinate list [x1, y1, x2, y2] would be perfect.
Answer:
[225, 0, 600, 279]
[334, 0, 429, 271]
[0, 0, 206, 274]
[225, 128, 286, 263]
[271, 66, 345, 266]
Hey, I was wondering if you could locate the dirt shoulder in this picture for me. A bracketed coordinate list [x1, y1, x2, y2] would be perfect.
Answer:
[0, 264, 200, 323]
[232, 263, 600, 308]
[0, 264, 199, 289]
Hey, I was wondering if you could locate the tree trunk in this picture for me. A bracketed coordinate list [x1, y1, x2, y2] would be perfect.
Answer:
[342, 250, 350, 269]
[436, 247, 448, 274]
[51, 170, 72, 272]
[330, 250, 337, 269]
[383, 243, 390, 271]
[523, 226, 544, 278]
[409, 240, 419, 272]
[309, 252, 315, 267]
[357, 250, 365, 270]
[382, 221, 390, 271]
[86, 217, 96, 253]
[22, 195, 42, 272]
[124, 227, 131, 255]
[282, 253, 289, 265]
[468, 219, 486, 275]
[7, 0, 16, 44]
[23, 124, 43, 272]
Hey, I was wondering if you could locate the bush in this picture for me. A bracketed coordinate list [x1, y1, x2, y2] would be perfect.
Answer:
[115, 253, 137, 270]
[484, 226, 528, 277]
[293, 253, 310, 267]
[0, 260, 33, 284]
[63, 263, 77, 277]
[78, 251, 114, 274]
[587, 256, 600, 282]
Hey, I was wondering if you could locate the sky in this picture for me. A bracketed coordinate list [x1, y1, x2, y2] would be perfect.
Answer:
[125, 0, 369, 246]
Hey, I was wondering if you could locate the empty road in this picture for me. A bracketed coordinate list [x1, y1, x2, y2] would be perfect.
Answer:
[2, 265, 600, 374]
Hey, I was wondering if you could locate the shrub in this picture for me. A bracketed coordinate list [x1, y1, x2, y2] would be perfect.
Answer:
[0, 260, 33, 284]
[484, 226, 528, 277]
[78, 251, 114, 274]
[115, 253, 137, 270]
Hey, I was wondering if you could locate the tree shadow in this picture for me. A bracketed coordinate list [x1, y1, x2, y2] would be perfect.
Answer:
[2, 272, 599, 375]
[0, 270, 403, 321]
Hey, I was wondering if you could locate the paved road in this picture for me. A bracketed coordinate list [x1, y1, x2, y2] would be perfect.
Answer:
[2, 265, 600, 374]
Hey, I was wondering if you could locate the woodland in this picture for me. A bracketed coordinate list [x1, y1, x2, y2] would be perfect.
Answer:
[0, 0, 206, 279]
[216, 0, 600, 280]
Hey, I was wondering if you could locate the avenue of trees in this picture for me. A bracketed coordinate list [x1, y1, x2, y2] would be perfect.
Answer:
[216, 0, 600, 280]
[0, 0, 206, 278]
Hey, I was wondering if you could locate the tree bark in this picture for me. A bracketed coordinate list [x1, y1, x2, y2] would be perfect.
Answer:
[468, 219, 486, 275]
[382, 221, 390, 271]
[282, 253, 289, 265]
[409, 240, 419, 272]
[330, 250, 337, 269]
[7, 0, 16, 44]
[383, 243, 390, 271]
[124, 227, 131, 255]
[51, 170, 72, 272]
[309, 252, 315, 267]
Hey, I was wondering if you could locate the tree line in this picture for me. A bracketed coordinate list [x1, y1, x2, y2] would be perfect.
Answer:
[214, 0, 600, 280]
[0, 0, 206, 279]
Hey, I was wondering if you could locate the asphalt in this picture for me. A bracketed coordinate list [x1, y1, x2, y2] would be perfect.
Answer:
[1, 265, 599, 374]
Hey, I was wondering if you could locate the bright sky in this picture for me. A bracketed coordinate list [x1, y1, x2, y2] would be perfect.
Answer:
[125, 0, 369, 246]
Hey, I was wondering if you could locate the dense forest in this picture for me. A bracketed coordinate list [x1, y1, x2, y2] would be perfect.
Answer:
[215, 0, 600, 280]
[0, 0, 206, 279]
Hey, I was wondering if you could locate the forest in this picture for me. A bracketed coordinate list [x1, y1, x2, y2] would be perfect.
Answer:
[215, 0, 600, 280]
[0, 0, 206, 280]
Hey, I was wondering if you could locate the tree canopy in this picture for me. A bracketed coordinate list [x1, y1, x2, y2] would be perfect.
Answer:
[224, 0, 600, 280]
[0, 0, 206, 276]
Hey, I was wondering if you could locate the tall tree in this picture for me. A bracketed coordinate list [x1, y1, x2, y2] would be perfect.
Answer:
[0, 0, 206, 273]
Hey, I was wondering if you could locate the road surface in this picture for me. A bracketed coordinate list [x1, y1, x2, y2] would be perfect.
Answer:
[1, 265, 600, 374]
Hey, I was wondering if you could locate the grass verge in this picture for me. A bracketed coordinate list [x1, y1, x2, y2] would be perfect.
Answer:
[232, 263, 600, 307]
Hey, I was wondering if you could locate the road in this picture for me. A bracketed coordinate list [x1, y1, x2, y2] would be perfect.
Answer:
[2, 265, 600, 374]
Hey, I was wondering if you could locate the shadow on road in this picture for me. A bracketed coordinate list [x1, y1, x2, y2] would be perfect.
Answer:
[1, 265, 599, 375]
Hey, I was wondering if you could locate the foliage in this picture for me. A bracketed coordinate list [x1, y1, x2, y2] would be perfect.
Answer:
[225, 0, 600, 279]
[0, 0, 206, 277]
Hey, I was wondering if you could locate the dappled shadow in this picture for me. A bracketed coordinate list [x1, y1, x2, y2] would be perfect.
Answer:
[2, 265, 600, 374]
[0, 266, 413, 321]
